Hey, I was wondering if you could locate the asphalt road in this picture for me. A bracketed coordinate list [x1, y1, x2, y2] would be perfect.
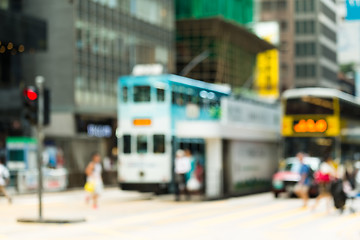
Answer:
[0, 188, 360, 240]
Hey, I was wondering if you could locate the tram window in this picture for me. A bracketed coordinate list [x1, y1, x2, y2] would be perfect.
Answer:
[172, 91, 176, 104]
[137, 135, 148, 153]
[123, 135, 131, 154]
[156, 88, 165, 102]
[134, 86, 151, 102]
[122, 87, 128, 103]
[285, 98, 333, 115]
[171, 91, 184, 106]
[177, 93, 185, 105]
[153, 134, 165, 153]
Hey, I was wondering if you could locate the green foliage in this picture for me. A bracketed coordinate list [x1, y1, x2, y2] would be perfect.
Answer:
[340, 63, 355, 74]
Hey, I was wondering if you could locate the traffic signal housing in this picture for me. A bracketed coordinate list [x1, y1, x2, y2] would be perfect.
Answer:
[23, 87, 38, 125]
[23, 87, 51, 126]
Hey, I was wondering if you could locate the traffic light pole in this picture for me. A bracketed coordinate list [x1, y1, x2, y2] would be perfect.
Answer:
[35, 76, 44, 220]
[17, 77, 85, 224]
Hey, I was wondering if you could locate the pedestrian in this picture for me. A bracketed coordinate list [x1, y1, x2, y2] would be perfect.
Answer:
[0, 156, 12, 204]
[184, 149, 195, 182]
[293, 152, 311, 208]
[311, 154, 336, 213]
[85, 152, 103, 209]
[174, 149, 191, 201]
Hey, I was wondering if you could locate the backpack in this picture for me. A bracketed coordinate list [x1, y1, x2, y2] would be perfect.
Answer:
[308, 166, 314, 180]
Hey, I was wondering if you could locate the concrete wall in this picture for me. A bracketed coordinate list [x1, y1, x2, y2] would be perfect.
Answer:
[22, 0, 75, 112]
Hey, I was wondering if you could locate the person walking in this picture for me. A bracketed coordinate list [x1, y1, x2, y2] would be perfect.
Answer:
[294, 152, 311, 208]
[85, 152, 103, 209]
[174, 149, 191, 201]
[0, 156, 12, 204]
[311, 154, 336, 213]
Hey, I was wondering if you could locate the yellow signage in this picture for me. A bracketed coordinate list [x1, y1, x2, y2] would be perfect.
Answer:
[282, 116, 340, 137]
[254, 49, 279, 98]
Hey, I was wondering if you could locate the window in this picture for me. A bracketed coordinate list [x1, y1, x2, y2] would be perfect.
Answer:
[153, 134, 165, 153]
[277, 0, 287, 9]
[262, 1, 272, 11]
[134, 86, 150, 102]
[295, 0, 301, 13]
[285, 98, 334, 115]
[281, 21, 288, 31]
[122, 86, 128, 102]
[295, 42, 316, 57]
[137, 135, 148, 153]
[123, 135, 131, 154]
[307, 0, 315, 12]
[295, 64, 317, 78]
[156, 88, 165, 102]
[171, 91, 184, 106]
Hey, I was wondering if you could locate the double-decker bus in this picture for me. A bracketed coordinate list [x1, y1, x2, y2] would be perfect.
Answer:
[282, 87, 360, 162]
[117, 74, 230, 193]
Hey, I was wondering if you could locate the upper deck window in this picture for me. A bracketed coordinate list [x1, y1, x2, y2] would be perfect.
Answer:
[156, 88, 165, 102]
[122, 87, 128, 103]
[285, 97, 334, 115]
[134, 86, 151, 102]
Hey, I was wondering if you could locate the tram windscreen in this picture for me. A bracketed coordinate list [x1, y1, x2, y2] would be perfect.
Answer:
[283, 137, 335, 159]
[285, 97, 334, 115]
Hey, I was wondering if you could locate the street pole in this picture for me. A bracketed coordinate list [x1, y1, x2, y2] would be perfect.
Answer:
[17, 76, 85, 224]
[36, 76, 44, 220]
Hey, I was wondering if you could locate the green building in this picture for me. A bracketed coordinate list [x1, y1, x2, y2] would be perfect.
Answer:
[176, 0, 254, 26]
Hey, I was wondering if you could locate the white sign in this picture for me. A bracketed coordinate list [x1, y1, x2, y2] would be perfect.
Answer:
[87, 124, 112, 137]
[221, 98, 280, 131]
[253, 21, 280, 45]
[132, 64, 164, 76]
[228, 141, 278, 193]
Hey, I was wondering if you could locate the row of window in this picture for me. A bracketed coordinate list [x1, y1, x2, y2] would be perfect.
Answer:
[320, 23, 337, 43]
[295, 0, 315, 13]
[261, 0, 287, 11]
[296, 42, 316, 57]
[122, 85, 221, 106]
[123, 134, 165, 154]
[295, 20, 315, 35]
[295, 64, 316, 78]
[122, 86, 165, 103]
[321, 66, 337, 82]
[320, 2, 336, 22]
[321, 44, 337, 63]
[78, 0, 174, 31]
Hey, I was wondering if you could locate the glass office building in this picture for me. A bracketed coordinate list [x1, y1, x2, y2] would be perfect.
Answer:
[22, 0, 175, 187]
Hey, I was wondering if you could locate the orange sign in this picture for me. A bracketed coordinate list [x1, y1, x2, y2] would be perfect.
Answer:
[133, 119, 152, 126]
[293, 119, 327, 133]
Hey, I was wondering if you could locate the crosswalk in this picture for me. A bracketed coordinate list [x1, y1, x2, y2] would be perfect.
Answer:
[1, 190, 360, 240]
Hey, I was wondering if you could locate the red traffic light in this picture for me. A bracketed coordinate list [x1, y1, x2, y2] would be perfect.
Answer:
[23, 88, 38, 101]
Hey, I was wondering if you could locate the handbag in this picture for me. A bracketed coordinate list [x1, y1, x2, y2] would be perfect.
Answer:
[84, 181, 95, 193]
[314, 171, 331, 183]
[186, 176, 201, 191]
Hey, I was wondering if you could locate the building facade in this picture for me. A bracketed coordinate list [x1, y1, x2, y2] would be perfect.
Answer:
[176, 17, 274, 90]
[259, 0, 339, 91]
[22, 0, 175, 187]
[0, 0, 46, 150]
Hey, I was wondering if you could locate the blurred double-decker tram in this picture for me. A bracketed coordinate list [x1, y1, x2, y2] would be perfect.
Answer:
[282, 87, 360, 163]
[117, 73, 280, 199]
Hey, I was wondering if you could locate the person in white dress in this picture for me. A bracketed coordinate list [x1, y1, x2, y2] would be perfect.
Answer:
[0, 156, 11, 204]
[85, 152, 103, 209]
